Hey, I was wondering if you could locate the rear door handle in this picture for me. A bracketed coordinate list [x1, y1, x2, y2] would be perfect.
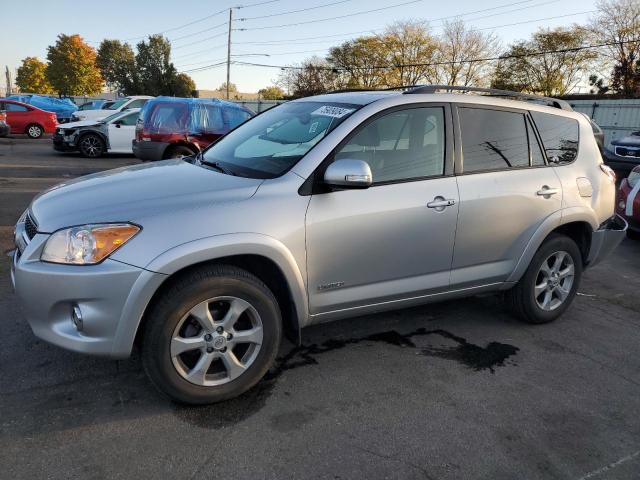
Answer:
[427, 197, 456, 210]
[536, 187, 560, 197]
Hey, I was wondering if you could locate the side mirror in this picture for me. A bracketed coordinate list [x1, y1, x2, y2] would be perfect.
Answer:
[113, 120, 122, 128]
[324, 159, 373, 189]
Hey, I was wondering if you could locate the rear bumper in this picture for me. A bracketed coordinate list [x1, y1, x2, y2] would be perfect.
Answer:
[587, 215, 628, 267]
[132, 140, 169, 161]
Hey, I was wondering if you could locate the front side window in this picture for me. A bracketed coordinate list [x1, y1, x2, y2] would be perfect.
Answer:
[118, 111, 139, 126]
[531, 111, 579, 164]
[201, 101, 360, 179]
[335, 107, 446, 183]
[460, 108, 529, 173]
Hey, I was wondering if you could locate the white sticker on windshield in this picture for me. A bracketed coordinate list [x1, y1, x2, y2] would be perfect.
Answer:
[311, 105, 355, 118]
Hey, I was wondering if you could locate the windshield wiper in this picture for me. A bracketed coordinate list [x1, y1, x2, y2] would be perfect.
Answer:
[200, 157, 236, 176]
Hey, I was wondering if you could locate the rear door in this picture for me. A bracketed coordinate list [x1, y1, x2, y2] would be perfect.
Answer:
[450, 105, 562, 287]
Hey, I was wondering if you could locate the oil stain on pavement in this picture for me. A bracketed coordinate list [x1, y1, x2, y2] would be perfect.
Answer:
[175, 327, 519, 428]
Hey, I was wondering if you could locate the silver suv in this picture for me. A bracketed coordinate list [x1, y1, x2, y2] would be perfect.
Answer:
[11, 86, 627, 404]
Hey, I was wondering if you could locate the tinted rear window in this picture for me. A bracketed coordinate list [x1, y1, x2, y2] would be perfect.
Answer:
[530, 112, 579, 164]
[460, 108, 530, 172]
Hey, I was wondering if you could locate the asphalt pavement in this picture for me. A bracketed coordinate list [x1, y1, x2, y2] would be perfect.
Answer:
[1, 136, 639, 480]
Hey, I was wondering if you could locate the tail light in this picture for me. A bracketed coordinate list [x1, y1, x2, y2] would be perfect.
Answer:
[628, 166, 640, 188]
[0, 111, 6, 122]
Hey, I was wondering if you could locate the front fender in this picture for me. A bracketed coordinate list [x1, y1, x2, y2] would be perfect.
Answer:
[145, 232, 309, 325]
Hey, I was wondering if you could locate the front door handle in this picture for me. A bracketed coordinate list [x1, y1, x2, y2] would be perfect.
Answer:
[536, 186, 560, 197]
[427, 197, 456, 211]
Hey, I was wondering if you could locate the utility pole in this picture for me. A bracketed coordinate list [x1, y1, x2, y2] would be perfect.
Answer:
[226, 8, 232, 100]
[5, 66, 12, 96]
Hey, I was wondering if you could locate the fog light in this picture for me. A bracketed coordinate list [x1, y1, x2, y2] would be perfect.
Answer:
[71, 304, 83, 331]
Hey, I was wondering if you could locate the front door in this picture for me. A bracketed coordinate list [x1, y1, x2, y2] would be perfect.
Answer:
[450, 105, 563, 287]
[107, 111, 139, 153]
[305, 104, 459, 315]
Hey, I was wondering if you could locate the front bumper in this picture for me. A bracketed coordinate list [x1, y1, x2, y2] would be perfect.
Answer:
[52, 133, 78, 152]
[11, 229, 166, 358]
[587, 214, 628, 267]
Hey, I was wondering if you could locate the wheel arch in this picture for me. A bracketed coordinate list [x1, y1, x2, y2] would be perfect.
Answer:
[162, 141, 199, 159]
[77, 129, 108, 148]
[113, 234, 308, 357]
[507, 208, 597, 283]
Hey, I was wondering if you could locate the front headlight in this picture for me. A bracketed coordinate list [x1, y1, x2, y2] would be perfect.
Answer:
[41, 223, 140, 265]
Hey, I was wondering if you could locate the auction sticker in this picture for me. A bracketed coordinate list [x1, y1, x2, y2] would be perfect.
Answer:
[312, 105, 355, 118]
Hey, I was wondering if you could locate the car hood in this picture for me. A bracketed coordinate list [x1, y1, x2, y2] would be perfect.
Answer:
[30, 160, 263, 232]
[57, 119, 100, 129]
[75, 110, 111, 121]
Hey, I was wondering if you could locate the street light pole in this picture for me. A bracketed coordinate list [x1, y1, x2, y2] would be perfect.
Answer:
[226, 8, 232, 100]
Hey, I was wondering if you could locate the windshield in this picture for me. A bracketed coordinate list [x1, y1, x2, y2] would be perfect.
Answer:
[201, 102, 360, 178]
[107, 99, 129, 110]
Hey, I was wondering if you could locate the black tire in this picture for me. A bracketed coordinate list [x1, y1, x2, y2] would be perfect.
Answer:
[163, 145, 194, 159]
[627, 229, 640, 241]
[141, 265, 282, 405]
[78, 133, 105, 158]
[25, 123, 43, 139]
[506, 234, 583, 324]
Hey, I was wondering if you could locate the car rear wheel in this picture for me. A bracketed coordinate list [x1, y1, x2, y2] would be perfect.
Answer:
[78, 133, 105, 158]
[141, 265, 282, 405]
[25, 123, 43, 139]
[164, 145, 195, 159]
[506, 234, 583, 324]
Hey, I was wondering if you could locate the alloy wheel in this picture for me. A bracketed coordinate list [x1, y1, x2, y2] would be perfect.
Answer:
[534, 250, 575, 311]
[80, 136, 102, 157]
[170, 296, 264, 386]
[28, 125, 42, 138]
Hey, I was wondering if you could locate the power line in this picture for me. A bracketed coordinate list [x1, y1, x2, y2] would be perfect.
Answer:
[230, 38, 640, 71]
[169, 21, 228, 42]
[238, 0, 357, 21]
[172, 31, 229, 50]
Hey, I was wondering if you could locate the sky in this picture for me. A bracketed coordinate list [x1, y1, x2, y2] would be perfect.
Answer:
[0, 0, 599, 93]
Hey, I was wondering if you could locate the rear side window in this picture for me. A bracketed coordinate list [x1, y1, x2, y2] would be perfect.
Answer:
[530, 112, 579, 164]
[6, 103, 29, 112]
[223, 108, 252, 128]
[460, 108, 529, 172]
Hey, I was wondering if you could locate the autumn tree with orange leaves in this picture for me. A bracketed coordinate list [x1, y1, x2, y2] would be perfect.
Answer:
[46, 34, 103, 95]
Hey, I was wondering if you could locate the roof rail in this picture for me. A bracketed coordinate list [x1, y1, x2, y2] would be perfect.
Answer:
[403, 85, 573, 111]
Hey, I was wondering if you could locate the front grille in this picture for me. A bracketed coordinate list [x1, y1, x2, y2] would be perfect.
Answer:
[615, 146, 640, 158]
[24, 213, 38, 240]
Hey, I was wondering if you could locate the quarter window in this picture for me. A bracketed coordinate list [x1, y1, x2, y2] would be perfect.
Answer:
[530, 111, 579, 164]
[460, 108, 529, 172]
[6, 103, 29, 112]
[335, 107, 446, 183]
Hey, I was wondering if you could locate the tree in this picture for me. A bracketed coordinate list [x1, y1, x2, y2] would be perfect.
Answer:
[589, 0, 640, 96]
[278, 57, 341, 97]
[136, 35, 177, 96]
[491, 27, 595, 96]
[15, 57, 53, 94]
[96, 40, 138, 94]
[379, 21, 440, 87]
[258, 86, 285, 99]
[46, 34, 103, 95]
[217, 82, 238, 93]
[171, 73, 196, 97]
[435, 20, 499, 87]
[328, 36, 387, 88]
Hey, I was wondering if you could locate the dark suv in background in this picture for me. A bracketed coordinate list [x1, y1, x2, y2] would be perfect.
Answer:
[132, 97, 253, 160]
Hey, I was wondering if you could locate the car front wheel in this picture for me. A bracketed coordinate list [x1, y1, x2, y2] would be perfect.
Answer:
[507, 234, 583, 324]
[78, 133, 105, 157]
[142, 265, 282, 404]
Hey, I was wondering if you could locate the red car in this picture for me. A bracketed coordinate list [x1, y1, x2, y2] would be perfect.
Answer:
[617, 165, 640, 239]
[0, 99, 57, 138]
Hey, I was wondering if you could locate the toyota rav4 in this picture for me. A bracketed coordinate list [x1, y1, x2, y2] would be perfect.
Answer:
[11, 86, 627, 404]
